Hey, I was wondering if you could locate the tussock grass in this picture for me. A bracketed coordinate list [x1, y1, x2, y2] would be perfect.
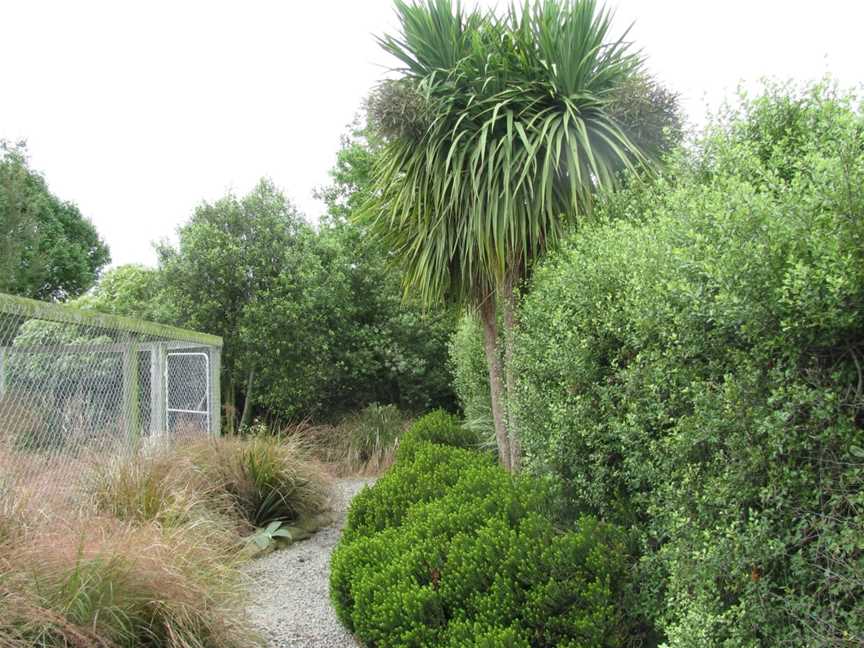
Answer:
[293, 404, 411, 476]
[182, 435, 333, 528]
[0, 432, 337, 647]
[341, 403, 405, 475]
[89, 434, 333, 532]
[89, 447, 213, 527]
[0, 516, 256, 648]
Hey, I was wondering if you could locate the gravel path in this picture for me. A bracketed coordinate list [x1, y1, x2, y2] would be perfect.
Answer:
[244, 478, 372, 648]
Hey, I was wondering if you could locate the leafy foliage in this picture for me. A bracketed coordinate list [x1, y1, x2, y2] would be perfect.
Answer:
[606, 72, 683, 158]
[0, 142, 110, 301]
[73, 263, 174, 323]
[307, 215, 457, 416]
[157, 178, 317, 428]
[395, 409, 479, 462]
[132, 134, 457, 425]
[314, 124, 458, 416]
[448, 313, 495, 444]
[363, 0, 649, 305]
[512, 81, 864, 646]
[331, 441, 631, 646]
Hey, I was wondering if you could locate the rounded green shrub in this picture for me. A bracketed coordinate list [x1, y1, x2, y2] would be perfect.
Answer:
[343, 443, 512, 543]
[395, 409, 480, 462]
[331, 441, 630, 646]
[513, 82, 864, 646]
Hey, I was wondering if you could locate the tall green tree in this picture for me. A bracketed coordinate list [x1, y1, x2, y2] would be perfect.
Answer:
[0, 142, 110, 301]
[362, 0, 651, 469]
[314, 122, 458, 415]
[157, 179, 312, 432]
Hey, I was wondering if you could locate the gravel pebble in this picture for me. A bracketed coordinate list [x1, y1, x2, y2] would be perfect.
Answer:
[244, 478, 372, 648]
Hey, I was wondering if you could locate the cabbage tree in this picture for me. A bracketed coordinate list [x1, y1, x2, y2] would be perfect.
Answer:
[363, 0, 651, 469]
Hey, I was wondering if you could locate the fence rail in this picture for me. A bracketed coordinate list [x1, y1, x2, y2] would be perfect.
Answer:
[0, 292, 222, 500]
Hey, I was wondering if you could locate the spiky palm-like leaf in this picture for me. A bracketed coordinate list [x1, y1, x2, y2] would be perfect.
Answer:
[365, 0, 648, 305]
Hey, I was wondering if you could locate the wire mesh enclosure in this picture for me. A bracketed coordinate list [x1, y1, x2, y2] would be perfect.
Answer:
[0, 292, 222, 499]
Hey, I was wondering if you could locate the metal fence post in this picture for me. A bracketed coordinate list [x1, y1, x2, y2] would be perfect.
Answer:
[122, 345, 140, 444]
[150, 343, 167, 436]
[0, 348, 6, 398]
[210, 346, 221, 436]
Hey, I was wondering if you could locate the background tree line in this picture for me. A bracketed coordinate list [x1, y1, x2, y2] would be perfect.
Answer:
[0, 132, 457, 429]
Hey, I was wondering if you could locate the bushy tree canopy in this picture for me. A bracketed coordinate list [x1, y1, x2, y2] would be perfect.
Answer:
[73, 264, 174, 323]
[0, 142, 110, 301]
[312, 123, 457, 415]
[156, 179, 315, 428]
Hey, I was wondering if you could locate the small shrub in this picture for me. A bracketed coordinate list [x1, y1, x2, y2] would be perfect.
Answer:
[343, 443, 507, 543]
[331, 441, 630, 646]
[395, 409, 480, 462]
[448, 314, 495, 446]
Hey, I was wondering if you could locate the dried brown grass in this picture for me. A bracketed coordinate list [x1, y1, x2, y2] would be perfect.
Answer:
[286, 405, 410, 477]
[0, 514, 257, 648]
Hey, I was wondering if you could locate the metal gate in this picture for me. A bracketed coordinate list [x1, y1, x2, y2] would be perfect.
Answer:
[166, 350, 211, 435]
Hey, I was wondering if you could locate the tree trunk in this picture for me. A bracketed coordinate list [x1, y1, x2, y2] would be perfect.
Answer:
[240, 368, 255, 430]
[501, 275, 522, 472]
[479, 294, 511, 471]
[224, 379, 236, 435]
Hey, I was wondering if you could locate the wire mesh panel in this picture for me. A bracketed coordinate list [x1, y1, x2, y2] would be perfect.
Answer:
[0, 292, 222, 501]
[166, 351, 210, 436]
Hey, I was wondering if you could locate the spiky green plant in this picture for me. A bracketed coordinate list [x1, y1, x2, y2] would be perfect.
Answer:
[183, 435, 333, 528]
[364, 0, 652, 470]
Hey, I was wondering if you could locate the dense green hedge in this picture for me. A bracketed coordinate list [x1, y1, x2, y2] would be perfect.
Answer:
[395, 409, 480, 462]
[512, 83, 864, 646]
[331, 414, 632, 646]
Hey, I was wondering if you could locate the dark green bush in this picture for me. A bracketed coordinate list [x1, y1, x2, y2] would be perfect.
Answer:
[448, 314, 495, 443]
[343, 443, 506, 543]
[331, 442, 630, 646]
[395, 409, 480, 462]
[513, 81, 864, 646]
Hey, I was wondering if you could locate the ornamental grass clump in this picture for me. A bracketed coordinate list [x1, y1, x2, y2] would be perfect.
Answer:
[0, 516, 256, 648]
[88, 445, 219, 528]
[90, 434, 334, 536]
[340, 403, 407, 474]
[182, 434, 333, 529]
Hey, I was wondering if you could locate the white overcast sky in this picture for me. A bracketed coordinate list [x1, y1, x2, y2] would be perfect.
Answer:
[2, 0, 862, 267]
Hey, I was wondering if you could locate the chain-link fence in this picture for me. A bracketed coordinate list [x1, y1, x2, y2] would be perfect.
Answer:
[0, 292, 221, 500]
